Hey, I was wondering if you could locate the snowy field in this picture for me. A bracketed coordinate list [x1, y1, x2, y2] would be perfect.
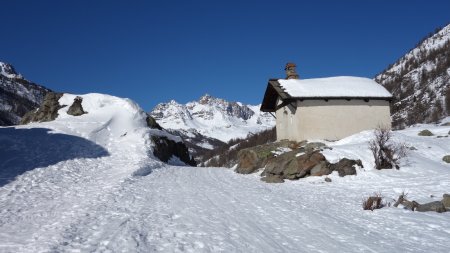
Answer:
[1, 94, 450, 252]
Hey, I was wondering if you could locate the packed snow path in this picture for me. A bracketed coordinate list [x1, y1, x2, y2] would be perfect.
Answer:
[1, 162, 450, 252]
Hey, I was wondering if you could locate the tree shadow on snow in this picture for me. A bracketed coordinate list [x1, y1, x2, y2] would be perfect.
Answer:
[0, 127, 109, 187]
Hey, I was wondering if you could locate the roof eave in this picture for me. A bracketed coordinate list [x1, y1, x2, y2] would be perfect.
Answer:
[291, 96, 393, 101]
[260, 79, 291, 112]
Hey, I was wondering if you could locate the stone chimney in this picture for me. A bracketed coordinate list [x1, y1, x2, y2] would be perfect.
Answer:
[285, 62, 299, 79]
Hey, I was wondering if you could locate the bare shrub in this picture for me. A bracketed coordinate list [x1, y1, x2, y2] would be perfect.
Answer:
[362, 193, 385, 211]
[369, 127, 408, 170]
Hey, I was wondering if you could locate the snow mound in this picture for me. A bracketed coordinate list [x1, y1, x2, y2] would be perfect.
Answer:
[56, 93, 149, 143]
[279, 76, 392, 98]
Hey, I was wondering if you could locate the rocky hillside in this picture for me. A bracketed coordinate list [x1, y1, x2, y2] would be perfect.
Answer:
[375, 24, 450, 128]
[0, 62, 51, 125]
[150, 94, 275, 162]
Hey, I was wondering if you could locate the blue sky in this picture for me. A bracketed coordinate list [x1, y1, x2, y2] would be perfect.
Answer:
[1, 0, 449, 110]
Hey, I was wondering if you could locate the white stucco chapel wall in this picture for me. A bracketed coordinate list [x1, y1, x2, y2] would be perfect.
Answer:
[275, 99, 391, 141]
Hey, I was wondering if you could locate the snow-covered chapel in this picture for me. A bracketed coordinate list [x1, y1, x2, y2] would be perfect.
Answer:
[260, 63, 393, 141]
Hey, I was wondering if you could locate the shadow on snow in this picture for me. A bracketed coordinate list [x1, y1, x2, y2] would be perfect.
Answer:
[0, 127, 109, 187]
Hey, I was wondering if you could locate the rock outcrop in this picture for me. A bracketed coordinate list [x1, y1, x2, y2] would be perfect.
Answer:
[330, 158, 362, 177]
[151, 135, 196, 166]
[263, 151, 330, 180]
[146, 113, 195, 166]
[235, 141, 363, 183]
[20, 92, 64, 124]
[146, 114, 162, 130]
[236, 140, 305, 174]
[67, 96, 86, 116]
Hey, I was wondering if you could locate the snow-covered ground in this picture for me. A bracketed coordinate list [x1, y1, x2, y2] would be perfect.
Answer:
[1, 94, 450, 252]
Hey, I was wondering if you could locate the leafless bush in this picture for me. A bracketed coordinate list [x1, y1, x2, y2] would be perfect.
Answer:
[369, 127, 408, 170]
[362, 193, 385, 211]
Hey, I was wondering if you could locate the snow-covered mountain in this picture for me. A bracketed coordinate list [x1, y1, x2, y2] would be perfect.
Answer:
[0, 61, 50, 125]
[151, 94, 274, 142]
[150, 94, 275, 161]
[375, 24, 450, 128]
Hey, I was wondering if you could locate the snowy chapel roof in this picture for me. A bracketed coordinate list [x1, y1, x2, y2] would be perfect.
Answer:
[260, 76, 392, 112]
[279, 76, 392, 98]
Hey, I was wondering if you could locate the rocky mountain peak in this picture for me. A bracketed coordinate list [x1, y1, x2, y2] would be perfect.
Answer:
[0, 62, 22, 79]
[199, 94, 213, 104]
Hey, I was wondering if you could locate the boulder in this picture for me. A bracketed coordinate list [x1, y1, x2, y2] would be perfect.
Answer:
[146, 114, 162, 130]
[151, 135, 196, 166]
[324, 177, 332, 182]
[261, 175, 284, 183]
[304, 142, 326, 153]
[442, 155, 450, 163]
[264, 151, 329, 180]
[67, 96, 86, 116]
[21, 92, 65, 124]
[418, 129, 433, 136]
[310, 161, 332, 176]
[236, 140, 300, 174]
[416, 201, 447, 213]
[442, 194, 450, 208]
[236, 149, 262, 174]
[330, 158, 362, 177]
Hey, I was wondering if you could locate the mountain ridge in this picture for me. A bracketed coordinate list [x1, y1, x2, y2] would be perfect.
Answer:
[375, 24, 450, 128]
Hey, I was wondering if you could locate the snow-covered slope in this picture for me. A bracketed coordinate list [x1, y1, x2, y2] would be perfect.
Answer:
[150, 94, 275, 143]
[0, 61, 50, 125]
[1, 115, 449, 252]
[375, 24, 450, 128]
